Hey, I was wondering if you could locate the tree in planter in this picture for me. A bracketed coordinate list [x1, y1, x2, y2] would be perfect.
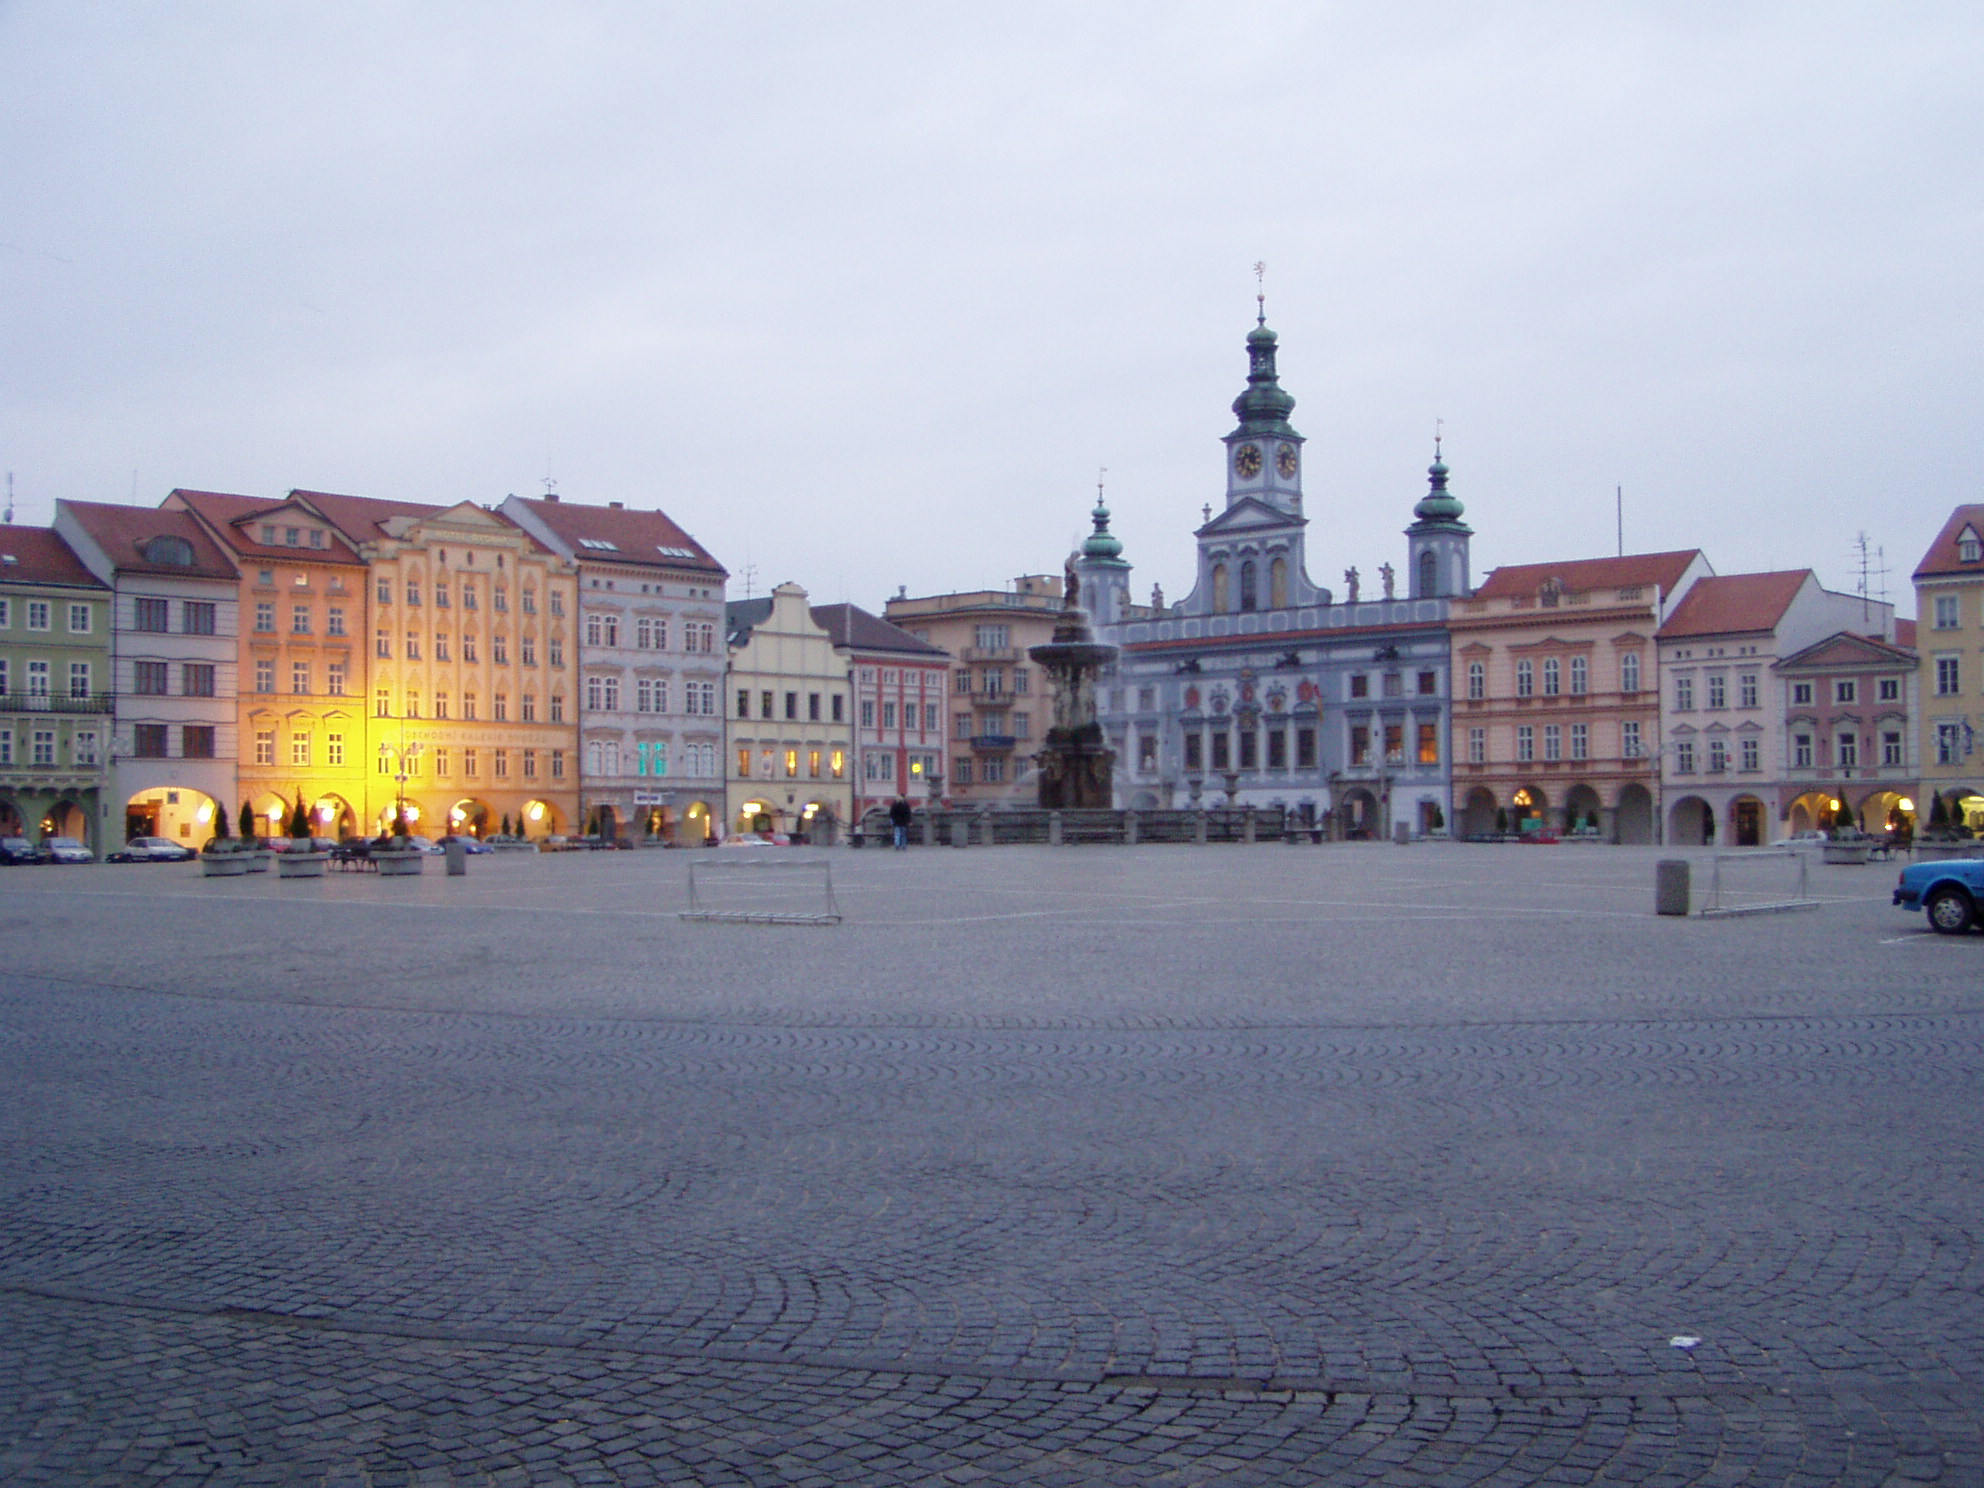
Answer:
[206, 799, 232, 850]
[290, 791, 312, 840]
[501, 813, 513, 837]
[239, 801, 258, 840]
[1495, 807, 1509, 835]
[390, 809, 409, 840]
[1832, 796, 1857, 836]
[1927, 792, 1950, 833]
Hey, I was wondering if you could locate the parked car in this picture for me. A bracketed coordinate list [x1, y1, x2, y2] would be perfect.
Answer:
[107, 836, 197, 863]
[0, 836, 49, 865]
[1786, 830, 1830, 845]
[438, 835, 493, 854]
[268, 836, 338, 854]
[44, 836, 95, 864]
[403, 835, 445, 855]
[1894, 857, 1984, 935]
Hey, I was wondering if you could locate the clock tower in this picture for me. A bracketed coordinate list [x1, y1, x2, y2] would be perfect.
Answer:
[1222, 314, 1304, 517]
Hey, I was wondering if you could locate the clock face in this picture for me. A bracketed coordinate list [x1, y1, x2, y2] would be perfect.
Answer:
[1234, 443, 1263, 478]
[1276, 443, 1298, 478]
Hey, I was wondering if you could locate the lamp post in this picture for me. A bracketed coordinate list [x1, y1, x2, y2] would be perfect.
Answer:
[377, 736, 422, 835]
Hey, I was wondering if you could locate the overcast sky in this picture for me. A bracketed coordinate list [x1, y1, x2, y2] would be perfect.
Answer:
[4, 4, 1978, 616]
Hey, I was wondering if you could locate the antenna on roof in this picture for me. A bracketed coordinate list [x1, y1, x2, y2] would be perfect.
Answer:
[1853, 531, 1890, 624]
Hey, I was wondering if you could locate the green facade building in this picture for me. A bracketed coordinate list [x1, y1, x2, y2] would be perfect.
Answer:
[0, 527, 112, 849]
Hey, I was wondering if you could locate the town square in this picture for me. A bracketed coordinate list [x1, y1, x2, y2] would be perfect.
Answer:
[7, 6, 1984, 1485]
[2, 843, 1980, 1484]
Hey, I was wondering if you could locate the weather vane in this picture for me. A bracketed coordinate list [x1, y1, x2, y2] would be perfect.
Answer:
[1434, 417, 1443, 457]
[1097, 465, 1107, 501]
[542, 474, 558, 496]
[1253, 260, 1267, 323]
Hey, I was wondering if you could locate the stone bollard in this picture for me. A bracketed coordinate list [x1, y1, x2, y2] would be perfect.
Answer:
[1393, 821, 1411, 846]
[1242, 807, 1256, 844]
[1123, 810, 1138, 846]
[921, 815, 934, 848]
[1655, 859, 1691, 916]
[444, 837, 468, 877]
[1193, 811, 1208, 846]
[1048, 811, 1063, 846]
[978, 808, 993, 846]
[953, 816, 969, 849]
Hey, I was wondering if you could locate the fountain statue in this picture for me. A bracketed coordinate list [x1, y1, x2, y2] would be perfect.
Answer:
[1028, 556, 1120, 809]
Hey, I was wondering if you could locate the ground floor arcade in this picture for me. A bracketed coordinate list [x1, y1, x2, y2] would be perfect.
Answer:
[1455, 777, 1657, 843]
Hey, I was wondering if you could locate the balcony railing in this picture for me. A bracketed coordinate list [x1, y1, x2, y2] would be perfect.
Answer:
[970, 734, 1018, 751]
[0, 692, 115, 715]
[962, 646, 1020, 662]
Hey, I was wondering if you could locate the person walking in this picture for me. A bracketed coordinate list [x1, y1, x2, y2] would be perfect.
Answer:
[888, 796, 913, 851]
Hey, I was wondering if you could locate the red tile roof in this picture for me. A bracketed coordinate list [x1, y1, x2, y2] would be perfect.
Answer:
[168, 489, 367, 566]
[1913, 504, 1984, 579]
[1472, 549, 1703, 602]
[810, 603, 950, 658]
[58, 500, 238, 580]
[1657, 570, 1812, 639]
[508, 496, 724, 575]
[292, 489, 555, 557]
[0, 526, 107, 589]
[1896, 617, 1917, 648]
[1777, 630, 1918, 670]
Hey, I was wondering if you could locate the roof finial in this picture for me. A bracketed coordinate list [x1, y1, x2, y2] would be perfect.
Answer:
[1253, 260, 1267, 325]
[1434, 417, 1443, 461]
[1097, 465, 1107, 503]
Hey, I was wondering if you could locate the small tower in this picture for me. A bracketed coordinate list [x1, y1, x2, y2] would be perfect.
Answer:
[1221, 313, 1305, 517]
[1073, 487, 1133, 627]
[1406, 441, 1473, 598]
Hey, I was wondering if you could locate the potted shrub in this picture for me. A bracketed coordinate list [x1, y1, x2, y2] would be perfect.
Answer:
[238, 800, 273, 872]
[1822, 795, 1872, 865]
[201, 801, 249, 877]
[278, 791, 330, 878]
[375, 807, 424, 876]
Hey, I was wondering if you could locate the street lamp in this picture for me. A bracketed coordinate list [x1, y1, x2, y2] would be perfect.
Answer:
[378, 737, 422, 835]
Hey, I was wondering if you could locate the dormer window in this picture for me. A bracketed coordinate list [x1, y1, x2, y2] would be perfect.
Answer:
[1539, 578, 1562, 608]
[259, 524, 276, 543]
[309, 529, 325, 549]
[140, 535, 195, 567]
[285, 527, 301, 546]
[1960, 526, 1982, 563]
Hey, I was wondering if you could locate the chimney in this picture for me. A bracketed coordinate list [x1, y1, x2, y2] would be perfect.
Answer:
[609, 501, 624, 510]
[546, 491, 560, 503]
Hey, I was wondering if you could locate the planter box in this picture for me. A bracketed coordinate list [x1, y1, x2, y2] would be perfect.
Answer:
[1822, 841, 1873, 865]
[242, 849, 274, 873]
[374, 849, 424, 877]
[278, 850, 331, 879]
[202, 853, 250, 877]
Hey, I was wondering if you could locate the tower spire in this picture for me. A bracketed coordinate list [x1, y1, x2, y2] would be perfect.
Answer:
[1253, 259, 1267, 326]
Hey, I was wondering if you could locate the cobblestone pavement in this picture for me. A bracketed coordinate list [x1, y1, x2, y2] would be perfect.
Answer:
[2, 845, 1980, 1484]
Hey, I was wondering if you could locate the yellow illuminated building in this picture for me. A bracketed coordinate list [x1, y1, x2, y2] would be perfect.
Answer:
[294, 491, 582, 838]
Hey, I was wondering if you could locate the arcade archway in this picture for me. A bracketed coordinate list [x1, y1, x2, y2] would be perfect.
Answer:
[1669, 795, 1715, 846]
[1460, 786, 1497, 838]
[447, 798, 491, 838]
[1616, 783, 1654, 844]
[125, 787, 220, 846]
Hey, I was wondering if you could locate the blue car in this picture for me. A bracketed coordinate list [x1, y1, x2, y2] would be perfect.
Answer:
[1894, 857, 1984, 934]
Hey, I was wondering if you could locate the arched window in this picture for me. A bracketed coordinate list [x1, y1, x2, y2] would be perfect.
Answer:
[1621, 653, 1642, 694]
[1516, 659, 1534, 697]
[1569, 656, 1588, 694]
[1419, 549, 1438, 597]
[1211, 563, 1229, 613]
[1467, 661, 1485, 700]
[1269, 557, 1288, 609]
[1238, 560, 1258, 612]
[1542, 658, 1561, 696]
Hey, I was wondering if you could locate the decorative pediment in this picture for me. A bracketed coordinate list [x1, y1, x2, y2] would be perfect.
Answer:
[1458, 641, 1494, 657]
[1508, 634, 1593, 654]
[1610, 631, 1650, 647]
[1777, 629, 1913, 671]
[1198, 497, 1306, 537]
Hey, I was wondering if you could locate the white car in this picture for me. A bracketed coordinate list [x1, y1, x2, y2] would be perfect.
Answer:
[44, 836, 95, 864]
[110, 836, 197, 863]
